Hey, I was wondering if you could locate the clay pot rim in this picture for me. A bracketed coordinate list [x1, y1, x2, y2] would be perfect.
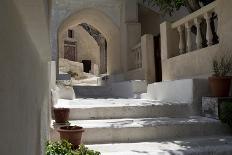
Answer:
[58, 126, 85, 133]
[53, 108, 70, 111]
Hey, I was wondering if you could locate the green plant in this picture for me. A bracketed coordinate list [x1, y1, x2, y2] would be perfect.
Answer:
[212, 56, 232, 76]
[220, 102, 232, 127]
[143, 0, 215, 16]
[143, 0, 184, 15]
[46, 140, 101, 155]
[46, 140, 73, 155]
[76, 145, 101, 155]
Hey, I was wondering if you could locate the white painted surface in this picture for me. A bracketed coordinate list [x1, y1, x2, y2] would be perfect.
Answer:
[0, 0, 50, 154]
[144, 79, 210, 114]
[73, 80, 147, 98]
[87, 136, 232, 155]
[51, 61, 56, 89]
[51, 116, 231, 144]
[145, 79, 194, 103]
[55, 98, 192, 119]
[111, 80, 147, 98]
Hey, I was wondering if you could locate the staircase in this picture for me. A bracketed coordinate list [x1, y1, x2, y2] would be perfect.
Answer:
[51, 79, 232, 155]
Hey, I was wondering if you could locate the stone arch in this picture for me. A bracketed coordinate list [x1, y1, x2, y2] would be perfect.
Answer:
[58, 8, 121, 75]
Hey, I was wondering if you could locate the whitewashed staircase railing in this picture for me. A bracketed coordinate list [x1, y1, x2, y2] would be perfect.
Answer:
[172, 1, 218, 54]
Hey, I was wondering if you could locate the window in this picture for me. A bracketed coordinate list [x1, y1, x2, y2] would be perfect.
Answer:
[68, 29, 74, 38]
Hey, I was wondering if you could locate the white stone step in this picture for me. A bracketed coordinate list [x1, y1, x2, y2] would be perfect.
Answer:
[144, 79, 210, 115]
[87, 136, 232, 155]
[73, 80, 147, 98]
[73, 86, 112, 98]
[56, 99, 193, 120]
[51, 116, 231, 144]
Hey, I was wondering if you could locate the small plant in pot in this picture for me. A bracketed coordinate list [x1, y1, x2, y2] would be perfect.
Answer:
[209, 56, 232, 97]
[58, 126, 85, 149]
[53, 108, 70, 124]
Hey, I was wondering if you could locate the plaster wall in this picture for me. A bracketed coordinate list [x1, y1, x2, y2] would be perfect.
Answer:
[162, 45, 219, 81]
[138, 5, 161, 36]
[61, 26, 100, 66]
[126, 68, 145, 81]
[217, 0, 232, 56]
[120, 0, 142, 74]
[145, 79, 210, 114]
[75, 26, 100, 66]
[58, 9, 121, 75]
[50, 0, 122, 70]
[0, 0, 50, 154]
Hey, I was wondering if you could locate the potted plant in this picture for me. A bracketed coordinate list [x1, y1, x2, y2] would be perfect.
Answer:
[58, 126, 85, 149]
[208, 56, 232, 97]
[53, 108, 70, 124]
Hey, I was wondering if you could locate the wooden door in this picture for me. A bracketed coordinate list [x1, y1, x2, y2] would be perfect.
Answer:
[64, 41, 77, 61]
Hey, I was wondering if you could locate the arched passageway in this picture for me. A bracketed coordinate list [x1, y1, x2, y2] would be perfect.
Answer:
[58, 8, 121, 75]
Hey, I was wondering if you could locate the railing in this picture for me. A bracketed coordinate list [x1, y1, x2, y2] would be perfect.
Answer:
[171, 1, 218, 54]
[129, 43, 142, 70]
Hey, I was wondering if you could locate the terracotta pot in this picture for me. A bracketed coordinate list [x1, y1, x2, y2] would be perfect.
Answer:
[58, 126, 85, 149]
[53, 108, 70, 123]
[208, 76, 231, 97]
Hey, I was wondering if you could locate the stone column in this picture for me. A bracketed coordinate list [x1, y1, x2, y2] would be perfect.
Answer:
[120, 0, 140, 75]
[99, 37, 107, 74]
[160, 21, 179, 60]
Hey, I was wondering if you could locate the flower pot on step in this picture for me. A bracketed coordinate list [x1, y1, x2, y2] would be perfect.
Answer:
[58, 126, 85, 149]
[53, 108, 70, 123]
[208, 76, 231, 97]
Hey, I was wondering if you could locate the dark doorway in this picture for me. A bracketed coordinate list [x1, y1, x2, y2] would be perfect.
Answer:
[82, 60, 91, 73]
[154, 35, 162, 82]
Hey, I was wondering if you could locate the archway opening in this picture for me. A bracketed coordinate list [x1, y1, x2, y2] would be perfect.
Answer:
[57, 8, 121, 82]
[58, 23, 108, 85]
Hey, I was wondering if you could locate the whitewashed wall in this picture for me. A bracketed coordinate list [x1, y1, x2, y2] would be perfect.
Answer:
[0, 0, 50, 154]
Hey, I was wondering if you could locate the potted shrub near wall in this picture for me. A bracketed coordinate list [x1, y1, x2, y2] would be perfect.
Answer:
[58, 126, 85, 149]
[53, 108, 70, 124]
[209, 56, 232, 97]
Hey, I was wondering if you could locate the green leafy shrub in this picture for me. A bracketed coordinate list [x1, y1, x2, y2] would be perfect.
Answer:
[46, 140, 101, 155]
[220, 102, 232, 127]
[212, 56, 232, 76]
[76, 145, 101, 155]
[143, 0, 215, 16]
